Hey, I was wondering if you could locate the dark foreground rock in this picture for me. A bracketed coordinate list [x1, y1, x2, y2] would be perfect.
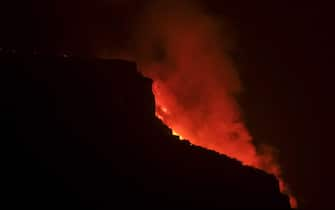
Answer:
[1, 51, 291, 209]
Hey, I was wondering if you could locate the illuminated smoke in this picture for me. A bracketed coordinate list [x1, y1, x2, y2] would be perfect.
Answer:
[101, 0, 297, 207]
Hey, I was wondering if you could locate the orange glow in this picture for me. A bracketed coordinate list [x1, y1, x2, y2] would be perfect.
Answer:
[156, 105, 183, 140]
[172, 130, 184, 140]
[122, 0, 297, 206]
[151, 81, 297, 208]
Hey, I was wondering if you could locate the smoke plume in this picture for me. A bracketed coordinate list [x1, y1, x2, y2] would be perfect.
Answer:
[100, 0, 297, 207]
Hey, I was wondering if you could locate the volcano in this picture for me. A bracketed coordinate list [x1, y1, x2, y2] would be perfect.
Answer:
[1, 50, 291, 209]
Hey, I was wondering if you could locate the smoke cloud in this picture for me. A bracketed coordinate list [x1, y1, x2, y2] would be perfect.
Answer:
[99, 0, 296, 207]
[131, 0, 273, 173]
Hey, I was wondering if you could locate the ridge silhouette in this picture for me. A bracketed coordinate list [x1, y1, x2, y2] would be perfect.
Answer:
[1, 51, 291, 209]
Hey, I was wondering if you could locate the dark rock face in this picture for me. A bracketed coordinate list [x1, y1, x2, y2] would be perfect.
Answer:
[1, 52, 291, 209]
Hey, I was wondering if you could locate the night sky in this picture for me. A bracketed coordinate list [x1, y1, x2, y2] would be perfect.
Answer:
[1, 1, 327, 208]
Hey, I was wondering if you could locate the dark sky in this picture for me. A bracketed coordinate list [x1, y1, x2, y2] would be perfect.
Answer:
[1, 1, 328, 208]
[212, 4, 325, 208]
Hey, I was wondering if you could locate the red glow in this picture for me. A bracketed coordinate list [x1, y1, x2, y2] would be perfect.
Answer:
[151, 80, 297, 208]
[111, 0, 297, 206]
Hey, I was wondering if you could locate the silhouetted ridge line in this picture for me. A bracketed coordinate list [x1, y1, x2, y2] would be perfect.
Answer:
[1, 51, 291, 209]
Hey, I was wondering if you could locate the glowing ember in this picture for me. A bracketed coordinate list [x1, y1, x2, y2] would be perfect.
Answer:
[172, 130, 184, 140]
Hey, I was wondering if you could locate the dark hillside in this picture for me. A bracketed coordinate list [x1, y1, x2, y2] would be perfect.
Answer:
[1, 51, 290, 209]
